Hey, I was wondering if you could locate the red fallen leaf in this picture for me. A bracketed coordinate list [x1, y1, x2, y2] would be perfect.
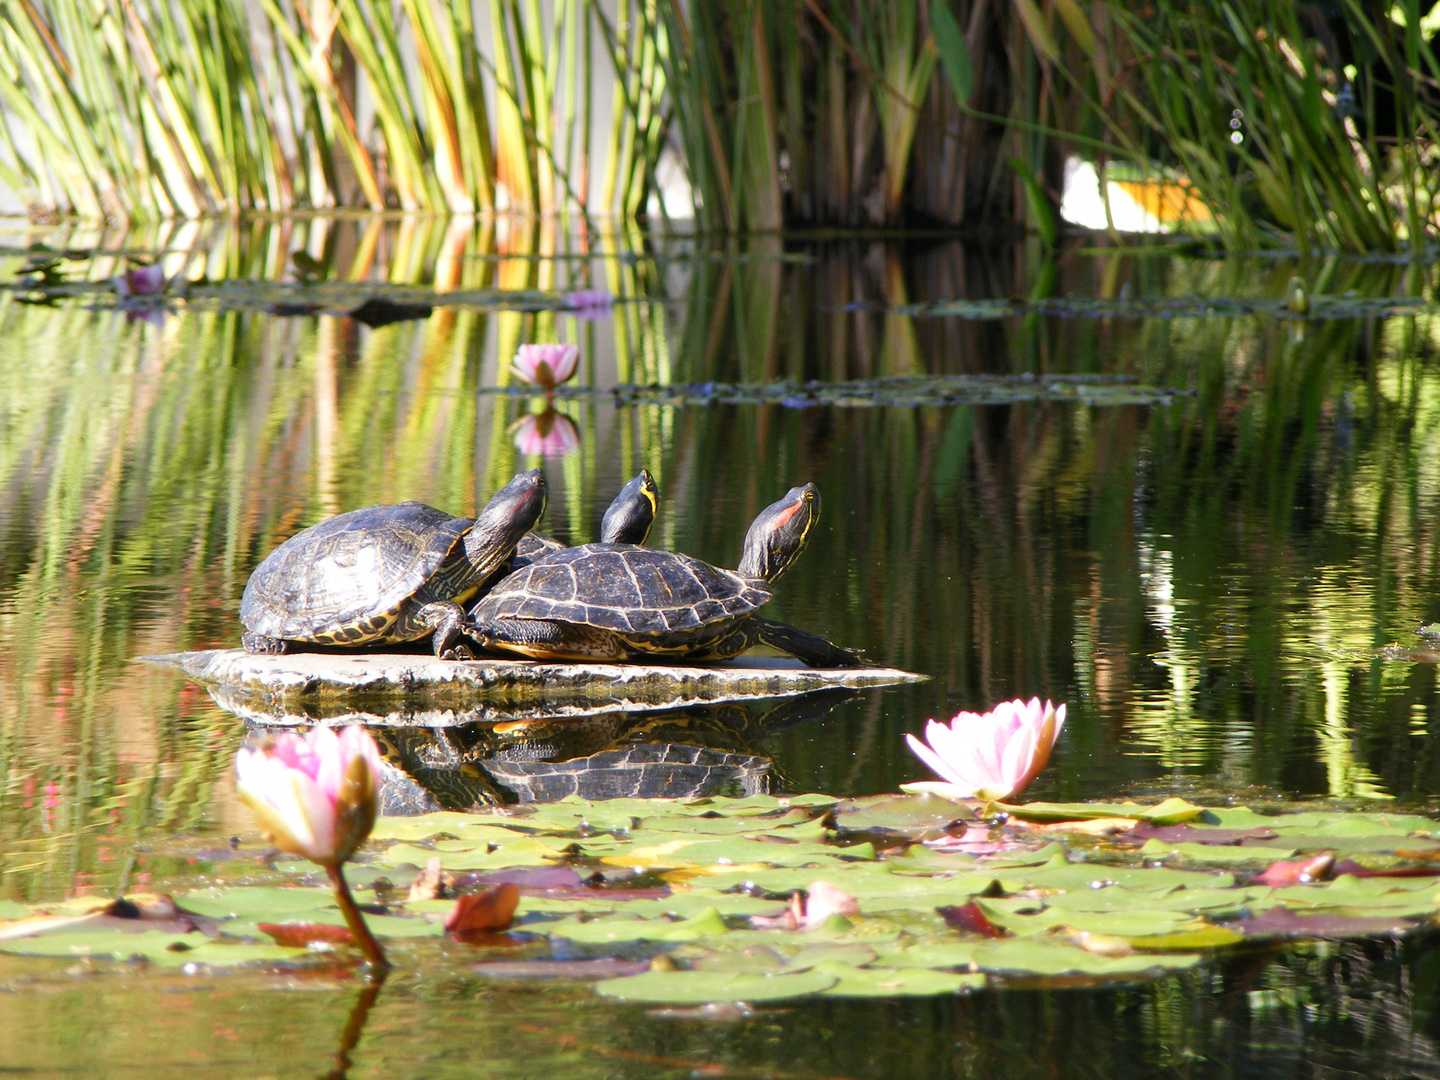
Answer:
[446, 883, 520, 940]
[258, 922, 356, 948]
[1253, 853, 1335, 887]
[936, 901, 1008, 938]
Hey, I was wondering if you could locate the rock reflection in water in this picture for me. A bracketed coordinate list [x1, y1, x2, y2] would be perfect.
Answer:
[230, 689, 856, 812]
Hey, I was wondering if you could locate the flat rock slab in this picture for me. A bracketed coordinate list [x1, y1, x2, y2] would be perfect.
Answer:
[141, 650, 926, 723]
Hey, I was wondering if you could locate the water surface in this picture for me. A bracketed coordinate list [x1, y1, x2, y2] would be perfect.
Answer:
[3, 219, 1440, 1075]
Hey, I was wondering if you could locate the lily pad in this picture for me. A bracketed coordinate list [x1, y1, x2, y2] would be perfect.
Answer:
[543, 906, 730, 943]
[176, 887, 335, 920]
[1138, 839, 1299, 865]
[814, 962, 985, 997]
[971, 939, 1201, 977]
[595, 967, 839, 1003]
[999, 798, 1204, 826]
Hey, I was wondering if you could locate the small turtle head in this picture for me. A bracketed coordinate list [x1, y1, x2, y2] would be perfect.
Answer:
[600, 468, 659, 545]
[738, 483, 819, 583]
[467, 469, 547, 572]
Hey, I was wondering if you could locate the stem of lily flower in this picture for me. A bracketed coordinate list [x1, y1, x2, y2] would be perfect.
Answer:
[326, 863, 390, 975]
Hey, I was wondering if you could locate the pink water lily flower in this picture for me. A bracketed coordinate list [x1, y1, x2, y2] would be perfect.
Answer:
[564, 289, 613, 317]
[112, 262, 167, 299]
[904, 697, 1066, 802]
[514, 409, 580, 458]
[235, 725, 384, 867]
[511, 343, 579, 391]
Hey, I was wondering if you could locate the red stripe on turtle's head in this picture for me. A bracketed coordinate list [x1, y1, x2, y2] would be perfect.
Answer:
[738, 484, 819, 583]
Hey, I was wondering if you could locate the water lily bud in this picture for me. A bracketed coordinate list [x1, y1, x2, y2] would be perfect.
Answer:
[235, 725, 383, 867]
[511, 343, 580, 390]
[1286, 276, 1309, 316]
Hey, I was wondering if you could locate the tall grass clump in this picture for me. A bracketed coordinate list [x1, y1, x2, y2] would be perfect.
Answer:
[0, 0, 669, 219]
[3, 0, 1440, 254]
[1103, 1, 1440, 254]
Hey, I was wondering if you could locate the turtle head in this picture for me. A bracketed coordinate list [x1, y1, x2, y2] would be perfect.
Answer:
[466, 469, 548, 573]
[600, 468, 659, 545]
[737, 483, 818, 583]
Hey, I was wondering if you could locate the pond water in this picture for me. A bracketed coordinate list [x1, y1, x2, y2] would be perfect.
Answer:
[4, 218, 1440, 1076]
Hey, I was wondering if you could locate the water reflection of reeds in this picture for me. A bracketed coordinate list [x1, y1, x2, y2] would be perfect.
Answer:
[5, 221, 1440, 896]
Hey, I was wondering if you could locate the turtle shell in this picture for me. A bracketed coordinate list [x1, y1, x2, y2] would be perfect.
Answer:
[473, 543, 771, 637]
[241, 502, 472, 645]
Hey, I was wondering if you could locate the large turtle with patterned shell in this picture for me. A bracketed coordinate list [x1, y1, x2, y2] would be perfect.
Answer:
[465, 483, 864, 667]
[240, 470, 546, 659]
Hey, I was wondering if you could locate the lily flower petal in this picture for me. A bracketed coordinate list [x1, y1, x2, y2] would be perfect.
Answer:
[234, 725, 383, 867]
[905, 698, 1066, 802]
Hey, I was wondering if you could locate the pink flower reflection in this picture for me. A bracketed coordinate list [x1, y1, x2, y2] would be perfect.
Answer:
[112, 263, 167, 299]
[514, 409, 580, 458]
[564, 289, 613, 317]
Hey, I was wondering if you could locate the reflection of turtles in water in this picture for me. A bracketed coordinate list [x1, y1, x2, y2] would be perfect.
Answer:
[467, 484, 863, 667]
[239, 470, 546, 658]
[370, 688, 856, 812]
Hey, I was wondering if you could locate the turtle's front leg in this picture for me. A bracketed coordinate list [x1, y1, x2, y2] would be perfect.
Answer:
[415, 601, 473, 659]
[464, 617, 629, 661]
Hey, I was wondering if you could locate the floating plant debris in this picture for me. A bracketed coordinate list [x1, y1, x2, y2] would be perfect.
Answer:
[3, 794, 1439, 998]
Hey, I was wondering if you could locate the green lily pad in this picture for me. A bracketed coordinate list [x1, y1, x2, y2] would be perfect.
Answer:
[0, 929, 310, 968]
[1127, 927, 1247, 951]
[1138, 839, 1299, 864]
[970, 939, 1202, 977]
[815, 962, 985, 997]
[379, 838, 563, 870]
[544, 906, 730, 943]
[998, 798, 1204, 825]
[785, 943, 879, 970]
[596, 967, 839, 1003]
[0, 901, 33, 920]
[833, 794, 973, 833]
[872, 943, 980, 970]
[176, 887, 335, 920]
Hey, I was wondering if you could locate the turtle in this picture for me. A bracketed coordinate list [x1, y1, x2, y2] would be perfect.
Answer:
[510, 468, 658, 571]
[464, 483, 864, 667]
[239, 469, 547, 659]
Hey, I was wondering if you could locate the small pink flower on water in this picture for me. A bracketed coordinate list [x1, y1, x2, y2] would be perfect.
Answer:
[112, 263, 166, 299]
[234, 725, 384, 867]
[514, 409, 580, 458]
[750, 880, 859, 931]
[511, 343, 579, 390]
[904, 697, 1066, 803]
[563, 289, 613, 317]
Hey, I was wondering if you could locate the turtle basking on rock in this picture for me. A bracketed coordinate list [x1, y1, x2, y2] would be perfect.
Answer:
[240, 470, 547, 659]
[509, 468, 658, 571]
[465, 483, 864, 667]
